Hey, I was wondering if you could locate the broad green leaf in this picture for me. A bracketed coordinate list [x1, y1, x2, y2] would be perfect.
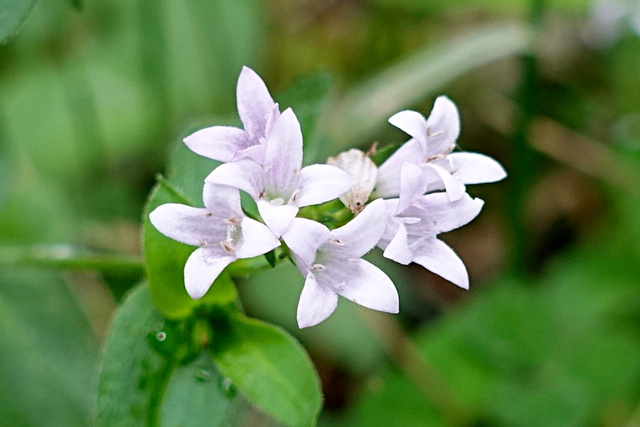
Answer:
[210, 309, 322, 427]
[322, 23, 533, 154]
[143, 178, 197, 318]
[97, 284, 236, 427]
[0, 268, 98, 427]
[0, 0, 38, 43]
[143, 177, 238, 318]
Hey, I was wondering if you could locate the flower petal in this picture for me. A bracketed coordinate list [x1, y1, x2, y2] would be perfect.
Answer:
[235, 217, 281, 259]
[382, 224, 413, 265]
[202, 183, 242, 216]
[263, 108, 303, 199]
[448, 152, 507, 184]
[257, 199, 299, 238]
[421, 163, 466, 201]
[388, 110, 428, 149]
[296, 272, 338, 328]
[282, 218, 331, 269]
[184, 247, 235, 299]
[318, 259, 399, 314]
[396, 162, 427, 214]
[234, 143, 266, 165]
[411, 238, 469, 289]
[149, 203, 223, 247]
[236, 66, 275, 141]
[205, 158, 265, 200]
[375, 139, 423, 198]
[424, 96, 460, 156]
[295, 164, 353, 207]
[331, 198, 387, 258]
[183, 126, 249, 163]
[414, 193, 484, 234]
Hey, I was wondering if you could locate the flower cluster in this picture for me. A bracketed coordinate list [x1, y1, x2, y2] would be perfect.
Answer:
[150, 66, 506, 328]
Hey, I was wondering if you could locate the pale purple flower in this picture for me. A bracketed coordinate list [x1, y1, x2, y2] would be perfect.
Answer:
[183, 66, 280, 164]
[378, 162, 484, 289]
[149, 183, 280, 299]
[375, 96, 506, 201]
[206, 108, 353, 237]
[282, 199, 399, 328]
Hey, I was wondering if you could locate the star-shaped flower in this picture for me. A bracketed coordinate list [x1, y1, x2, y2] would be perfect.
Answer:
[149, 183, 280, 299]
[205, 108, 353, 237]
[378, 162, 484, 289]
[376, 96, 506, 200]
[282, 199, 399, 328]
[183, 66, 280, 164]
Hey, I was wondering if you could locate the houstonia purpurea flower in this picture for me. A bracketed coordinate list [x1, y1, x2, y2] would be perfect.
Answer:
[183, 66, 280, 164]
[375, 96, 507, 200]
[206, 108, 353, 237]
[282, 199, 399, 328]
[149, 183, 280, 299]
[378, 163, 484, 289]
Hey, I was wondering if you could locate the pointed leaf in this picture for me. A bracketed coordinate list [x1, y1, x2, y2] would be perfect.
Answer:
[210, 310, 322, 427]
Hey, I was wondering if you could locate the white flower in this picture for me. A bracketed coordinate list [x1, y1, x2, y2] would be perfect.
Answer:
[183, 66, 280, 164]
[282, 199, 399, 328]
[375, 96, 506, 201]
[149, 183, 280, 299]
[327, 149, 377, 213]
[378, 162, 484, 289]
[205, 108, 353, 237]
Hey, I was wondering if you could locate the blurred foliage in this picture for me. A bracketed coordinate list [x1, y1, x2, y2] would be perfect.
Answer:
[1, 0, 640, 425]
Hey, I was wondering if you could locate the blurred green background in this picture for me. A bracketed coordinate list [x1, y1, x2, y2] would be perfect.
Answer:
[1, 0, 640, 425]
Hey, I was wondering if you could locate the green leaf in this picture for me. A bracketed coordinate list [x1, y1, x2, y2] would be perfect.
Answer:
[322, 23, 533, 153]
[0, 268, 98, 427]
[210, 309, 322, 427]
[0, 0, 38, 43]
[143, 178, 197, 318]
[97, 284, 236, 427]
[143, 177, 238, 318]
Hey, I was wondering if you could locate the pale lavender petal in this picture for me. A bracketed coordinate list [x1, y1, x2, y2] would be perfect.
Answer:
[388, 110, 428, 149]
[257, 199, 299, 238]
[237, 66, 275, 141]
[183, 126, 249, 163]
[149, 204, 223, 247]
[282, 218, 331, 269]
[331, 199, 387, 258]
[205, 158, 265, 200]
[411, 238, 469, 289]
[421, 163, 466, 201]
[414, 193, 484, 234]
[296, 272, 338, 328]
[424, 96, 460, 156]
[234, 143, 266, 165]
[396, 162, 427, 214]
[235, 217, 281, 259]
[263, 108, 303, 199]
[202, 183, 242, 216]
[375, 139, 423, 198]
[449, 152, 507, 184]
[184, 247, 235, 299]
[318, 259, 399, 313]
[382, 224, 413, 265]
[295, 164, 353, 207]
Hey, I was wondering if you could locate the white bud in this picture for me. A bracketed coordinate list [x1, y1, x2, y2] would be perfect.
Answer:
[327, 149, 377, 214]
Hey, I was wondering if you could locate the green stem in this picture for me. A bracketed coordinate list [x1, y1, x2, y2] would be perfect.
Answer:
[0, 244, 145, 276]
